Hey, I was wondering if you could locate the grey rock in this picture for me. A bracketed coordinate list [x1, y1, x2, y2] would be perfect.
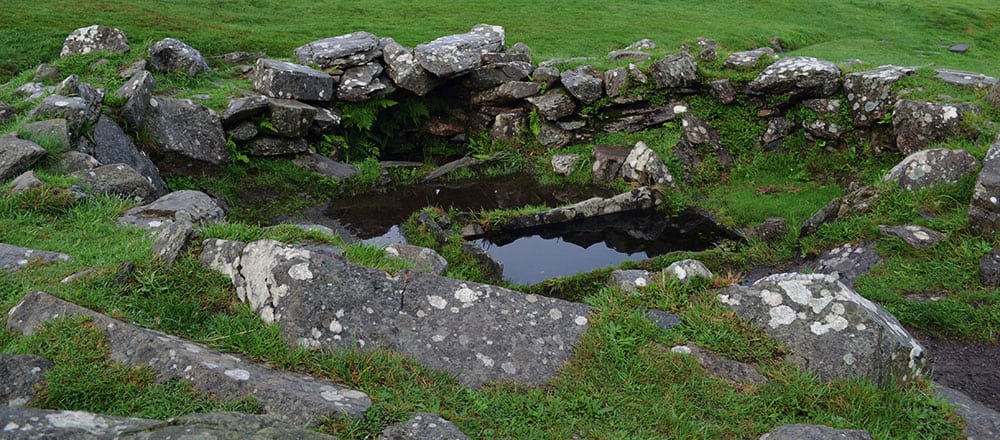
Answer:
[695, 37, 717, 60]
[7, 291, 371, 425]
[708, 79, 737, 104]
[118, 190, 225, 229]
[142, 97, 228, 165]
[152, 219, 195, 266]
[743, 217, 787, 242]
[804, 241, 882, 287]
[762, 117, 792, 148]
[60, 25, 130, 58]
[385, 243, 448, 275]
[748, 57, 841, 97]
[421, 156, 491, 183]
[490, 111, 528, 141]
[599, 101, 687, 133]
[531, 66, 560, 87]
[892, 99, 979, 155]
[649, 51, 698, 89]
[506, 42, 533, 59]
[74, 163, 156, 202]
[14, 82, 52, 101]
[220, 95, 269, 126]
[118, 60, 146, 79]
[803, 119, 845, 141]
[551, 153, 581, 176]
[337, 63, 390, 102]
[878, 224, 947, 249]
[0, 136, 46, 183]
[670, 345, 768, 384]
[802, 98, 842, 115]
[646, 310, 681, 330]
[591, 144, 630, 182]
[758, 424, 873, 440]
[19, 119, 71, 152]
[92, 116, 168, 198]
[988, 82, 1000, 107]
[497, 187, 662, 231]
[465, 61, 533, 90]
[10, 171, 43, 193]
[608, 269, 654, 292]
[719, 273, 925, 385]
[228, 121, 258, 142]
[245, 136, 309, 157]
[382, 38, 441, 96]
[295, 31, 381, 69]
[883, 148, 979, 190]
[0, 354, 52, 407]
[934, 384, 1000, 440]
[147, 38, 209, 76]
[608, 50, 652, 61]
[53, 151, 100, 174]
[292, 153, 360, 179]
[253, 59, 335, 102]
[200, 238, 590, 388]
[934, 68, 997, 89]
[969, 135, 1000, 236]
[948, 43, 972, 53]
[115, 70, 155, 128]
[674, 114, 732, 180]
[28, 95, 94, 137]
[0, 101, 14, 125]
[378, 412, 471, 440]
[32, 63, 61, 82]
[622, 141, 676, 188]
[312, 107, 343, 135]
[267, 98, 318, 138]
[461, 241, 504, 283]
[209, 51, 265, 65]
[0, 243, 71, 272]
[664, 259, 712, 283]
[471, 81, 539, 105]
[535, 122, 574, 149]
[414, 24, 505, 78]
[560, 66, 604, 105]
[723, 47, 778, 68]
[980, 248, 1000, 287]
[837, 185, 881, 218]
[604, 67, 628, 98]
[800, 199, 840, 238]
[526, 88, 577, 121]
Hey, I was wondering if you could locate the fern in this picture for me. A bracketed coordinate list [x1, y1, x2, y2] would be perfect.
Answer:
[341, 98, 398, 131]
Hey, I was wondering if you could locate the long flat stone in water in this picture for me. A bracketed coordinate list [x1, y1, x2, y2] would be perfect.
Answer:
[201, 239, 592, 388]
[0, 243, 71, 272]
[6, 291, 371, 426]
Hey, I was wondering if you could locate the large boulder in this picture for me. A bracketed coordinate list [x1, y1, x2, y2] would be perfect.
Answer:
[220, 95, 269, 126]
[465, 60, 533, 90]
[0, 243, 71, 273]
[0, 136, 46, 183]
[7, 291, 371, 425]
[74, 163, 157, 202]
[200, 238, 591, 388]
[337, 63, 390, 102]
[60, 25, 130, 57]
[892, 100, 979, 155]
[622, 141, 676, 188]
[91, 116, 168, 198]
[381, 37, 441, 96]
[969, 134, 1000, 236]
[295, 32, 381, 69]
[843, 65, 912, 127]
[882, 148, 979, 190]
[718, 273, 926, 385]
[118, 190, 225, 229]
[148, 37, 210, 76]
[27, 95, 94, 137]
[748, 57, 841, 97]
[414, 24, 505, 78]
[267, 98, 318, 138]
[649, 51, 698, 89]
[526, 88, 577, 121]
[254, 58, 335, 102]
[141, 97, 229, 165]
[114, 70, 155, 128]
[560, 66, 604, 105]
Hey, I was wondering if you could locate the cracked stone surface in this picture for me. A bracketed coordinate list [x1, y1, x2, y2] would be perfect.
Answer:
[382, 37, 441, 96]
[414, 24, 505, 78]
[718, 273, 926, 385]
[526, 88, 577, 121]
[748, 57, 841, 97]
[801, 241, 882, 288]
[200, 238, 591, 388]
[560, 65, 604, 105]
[337, 63, 389, 102]
[6, 291, 371, 425]
[0, 243, 71, 273]
[622, 141, 676, 188]
[253, 58, 335, 102]
[883, 148, 979, 191]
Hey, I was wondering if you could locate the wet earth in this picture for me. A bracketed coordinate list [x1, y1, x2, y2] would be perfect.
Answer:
[918, 335, 1000, 412]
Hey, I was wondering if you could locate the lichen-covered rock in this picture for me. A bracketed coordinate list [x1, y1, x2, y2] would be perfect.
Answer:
[622, 141, 676, 188]
[292, 152, 360, 180]
[60, 25, 130, 58]
[10, 171, 43, 193]
[466, 61, 534, 90]
[670, 344, 768, 384]
[267, 98, 318, 138]
[0, 243, 71, 272]
[664, 259, 712, 282]
[245, 136, 309, 156]
[882, 148, 979, 190]
[803, 119, 845, 141]
[892, 100, 979, 155]
[0, 354, 52, 407]
[152, 219, 195, 266]
[382, 38, 441, 96]
[28, 95, 94, 137]
[878, 225, 947, 249]
[490, 111, 529, 140]
[414, 24, 505, 78]
[254, 58, 335, 101]
[200, 238, 590, 388]
[378, 412, 471, 440]
[968, 135, 1000, 236]
[114, 70, 154, 128]
[0, 136, 46, 183]
[743, 217, 787, 242]
[708, 79, 737, 104]
[526, 88, 577, 121]
[608, 269, 654, 292]
[498, 187, 662, 231]
[53, 151, 99, 174]
[934, 68, 998, 89]
[52, 75, 103, 124]
[295, 31, 381, 69]
[803, 241, 881, 287]
[758, 424, 873, 440]
[748, 57, 841, 97]
[20, 119, 71, 152]
[7, 291, 371, 425]
[220, 95, 269, 126]
[843, 65, 912, 127]
[560, 65, 604, 105]
[719, 273, 926, 385]
[551, 153, 581, 176]
[531, 65, 560, 87]
[92, 116, 168, 198]
[14, 82, 52, 101]
[337, 63, 390, 102]
[74, 163, 156, 202]
[148, 37, 210, 76]
[142, 97, 228, 165]
[649, 51, 698, 89]
[980, 248, 1000, 288]
[385, 243, 448, 275]
[988, 82, 1000, 107]
[604, 67, 627, 98]
[723, 47, 778, 68]
[673, 114, 732, 180]
[118, 190, 225, 229]
[591, 144, 630, 182]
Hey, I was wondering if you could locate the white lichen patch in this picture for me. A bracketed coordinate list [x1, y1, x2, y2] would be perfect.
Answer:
[427, 295, 447, 309]
[501, 362, 517, 374]
[224, 369, 251, 380]
[768, 305, 797, 328]
[476, 352, 494, 367]
[46, 411, 113, 433]
[288, 262, 313, 280]
[717, 294, 740, 306]
[671, 345, 692, 354]
[574, 316, 589, 326]
[454, 285, 481, 303]
[328, 320, 343, 333]
[761, 289, 783, 306]
[548, 308, 563, 320]
[843, 353, 856, 365]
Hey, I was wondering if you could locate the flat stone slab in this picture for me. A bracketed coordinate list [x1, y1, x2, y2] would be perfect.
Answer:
[935, 383, 1000, 440]
[496, 187, 662, 231]
[878, 225, 947, 249]
[935, 68, 997, 89]
[882, 148, 979, 191]
[0, 243, 71, 272]
[378, 412, 471, 440]
[117, 190, 225, 229]
[201, 239, 591, 388]
[670, 344, 768, 384]
[759, 424, 873, 440]
[6, 291, 371, 425]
